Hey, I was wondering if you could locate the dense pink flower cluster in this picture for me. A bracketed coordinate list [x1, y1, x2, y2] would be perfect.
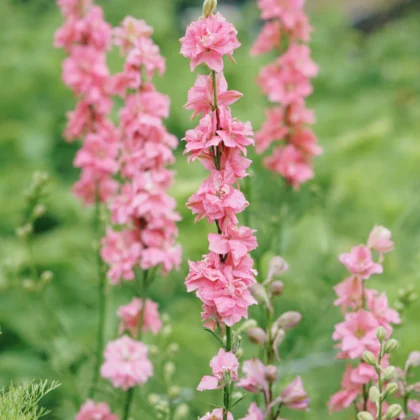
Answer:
[100, 17, 181, 284]
[329, 226, 401, 414]
[75, 400, 118, 420]
[252, 0, 321, 188]
[55, 0, 118, 204]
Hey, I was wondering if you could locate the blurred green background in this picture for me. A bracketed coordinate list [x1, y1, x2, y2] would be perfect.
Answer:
[1, 0, 420, 418]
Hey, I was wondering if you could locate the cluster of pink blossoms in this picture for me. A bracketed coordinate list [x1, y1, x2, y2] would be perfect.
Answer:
[329, 226, 401, 416]
[180, 5, 259, 417]
[252, 0, 322, 188]
[55, 0, 118, 204]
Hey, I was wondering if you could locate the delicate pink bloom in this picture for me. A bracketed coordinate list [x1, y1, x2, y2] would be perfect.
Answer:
[264, 145, 314, 188]
[257, 0, 304, 27]
[62, 45, 109, 101]
[217, 107, 254, 153]
[56, 0, 92, 17]
[280, 377, 309, 410]
[72, 170, 117, 205]
[240, 402, 264, 420]
[251, 21, 282, 56]
[101, 229, 142, 284]
[255, 107, 288, 154]
[197, 348, 239, 391]
[238, 358, 269, 398]
[75, 400, 118, 420]
[290, 127, 322, 157]
[187, 168, 248, 224]
[200, 409, 233, 420]
[334, 276, 363, 312]
[180, 12, 241, 72]
[118, 298, 162, 336]
[208, 226, 257, 264]
[185, 74, 242, 119]
[365, 290, 401, 331]
[339, 245, 383, 280]
[356, 399, 389, 418]
[367, 225, 394, 255]
[287, 99, 316, 126]
[408, 400, 420, 418]
[100, 336, 153, 390]
[113, 16, 153, 54]
[141, 243, 182, 275]
[333, 309, 380, 359]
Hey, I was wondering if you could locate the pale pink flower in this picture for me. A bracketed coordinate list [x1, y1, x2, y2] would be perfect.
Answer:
[257, 0, 304, 27]
[255, 107, 289, 154]
[185, 74, 243, 119]
[100, 229, 142, 284]
[290, 127, 322, 157]
[334, 276, 363, 312]
[200, 409, 233, 420]
[356, 399, 389, 418]
[217, 107, 254, 153]
[280, 377, 309, 410]
[75, 400, 118, 420]
[208, 226, 257, 264]
[333, 309, 380, 359]
[339, 245, 383, 280]
[251, 21, 282, 56]
[408, 400, 420, 418]
[113, 16, 153, 54]
[367, 225, 394, 255]
[197, 348, 239, 391]
[56, 0, 92, 18]
[365, 290, 401, 331]
[187, 168, 248, 224]
[118, 298, 162, 337]
[237, 358, 269, 398]
[72, 170, 118, 205]
[180, 12, 241, 72]
[100, 336, 153, 390]
[287, 99, 316, 126]
[240, 402, 264, 420]
[264, 145, 314, 188]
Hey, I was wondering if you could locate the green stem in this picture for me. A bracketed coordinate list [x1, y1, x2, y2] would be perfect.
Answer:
[223, 326, 232, 420]
[377, 342, 384, 420]
[122, 387, 135, 420]
[89, 194, 107, 398]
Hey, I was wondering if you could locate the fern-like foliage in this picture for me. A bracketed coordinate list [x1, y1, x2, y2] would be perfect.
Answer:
[0, 380, 60, 420]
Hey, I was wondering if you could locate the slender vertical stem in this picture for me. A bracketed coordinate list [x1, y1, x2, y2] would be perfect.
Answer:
[377, 342, 384, 420]
[122, 387, 135, 420]
[223, 326, 232, 420]
[89, 193, 107, 398]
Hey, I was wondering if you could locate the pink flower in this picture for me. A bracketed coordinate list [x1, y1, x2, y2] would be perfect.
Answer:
[280, 377, 309, 410]
[72, 170, 118, 205]
[237, 358, 269, 398]
[251, 21, 282, 56]
[365, 290, 401, 331]
[240, 403, 264, 420]
[208, 226, 257, 264]
[100, 336, 153, 390]
[217, 107, 255, 153]
[255, 107, 289, 154]
[187, 168, 248, 224]
[118, 298, 162, 337]
[197, 348, 239, 391]
[367, 225, 394, 255]
[334, 276, 363, 312]
[100, 229, 142, 284]
[185, 74, 243, 119]
[339, 245, 383, 280]
[56, 0, 92, 17]
[257, 0, 304, 27]
[290, 127, 322, 157]
[62, 45, 109, 101]
[333, 309, 380, 359]
[200, 409, 233, 420]
[180, 12, 241, 72]
[113, 16, 153, 54]
[287, 99, 316, 126]
[75, 400, 118, 420]
[408, 400, 420, 418]
[264, 145, 314, 188]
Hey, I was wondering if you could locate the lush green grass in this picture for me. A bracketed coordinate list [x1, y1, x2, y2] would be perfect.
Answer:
[0, 1, 420, 418]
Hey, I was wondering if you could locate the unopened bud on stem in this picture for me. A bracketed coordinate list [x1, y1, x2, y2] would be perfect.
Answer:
[383, 366, 396, 381]
[384, 339, 399, 354]
[265, 365, 278, 383]
[275, 311, 302, 330]
[385, 404, 402, 419]
[357, 412, 374, 420]
[202, 0, 217, 17]
[270, 281, 284, 296]
[368, 386, 380, 404]
[385, 382, 398, 396]
[248, 327, 267, 346]
[363, 351, 377, 366]
[376, 326, 387, 342]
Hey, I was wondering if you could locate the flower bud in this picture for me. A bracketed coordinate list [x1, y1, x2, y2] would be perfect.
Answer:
[148, 393, 160, 406]
[270, 281, 284, 296]
[384, 339, 399, 354]
[265, 256, 288, 284]
[357, 412, 374, 420]
[265, 365, 278, 384]
[168, 385, 181, 399]
[385, 382, 398, 396]
[362, 351, 377, 366]
[33, 204, 46, 218]
[164, 361, 176, 383]
[16, 224, 33, 239]
[173, 403, 189, 420]
[247, 327, 267, 346]
[231, 391, 244, 402]
[22, 278, 36, 291]
[383, 366, 396, 381]
[250, 284, 272, 310]
[275, 311, 302, 330]
[376, 326, 387, 342]
[167, 343, 179, 357]
[385, 404, 402, 419]
[237, 319, 258, 333]
[162, 324, 172, 337]
[202, 0, 217, 17]
[394, 300, 405, 312]
[368, 386, 380, 404]
[149, 344, 159, 356]
[367, 225, 393, 254]
[408, 292, 418, 303]
[41, 270, 53, 284]
[406, 351, 420, 370]
[235, 348, 244, 359]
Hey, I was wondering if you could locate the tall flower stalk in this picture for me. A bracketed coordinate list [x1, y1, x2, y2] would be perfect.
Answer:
[252, 0, 321, 189]
[180, 0, 259, 418]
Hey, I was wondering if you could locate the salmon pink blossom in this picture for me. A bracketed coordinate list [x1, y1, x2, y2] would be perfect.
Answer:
[339, 245, 383, 279]
[367, 225, 394, 255]
[75, 400, 118, 420]
[238, 358, 269, 398]
[240, 403, 264, 420]
[100, 336, 153, 390]
[280, 377, 310, 410]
